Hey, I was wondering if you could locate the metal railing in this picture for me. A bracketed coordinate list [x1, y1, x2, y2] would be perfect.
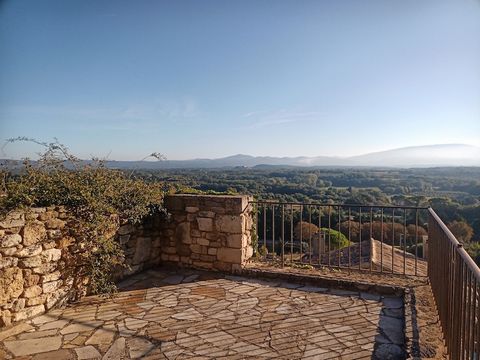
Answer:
[429, 208, 480, 360]
[251, 200, 429, 276]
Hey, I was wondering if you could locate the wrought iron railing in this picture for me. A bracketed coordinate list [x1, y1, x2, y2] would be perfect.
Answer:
[251, 201, 429, 276]
[429, 208, 480, 359]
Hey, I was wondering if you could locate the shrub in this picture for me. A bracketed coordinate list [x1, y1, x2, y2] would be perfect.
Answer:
[1, 138, 166, 296]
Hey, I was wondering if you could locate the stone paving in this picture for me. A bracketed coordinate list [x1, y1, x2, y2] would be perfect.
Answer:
[0, 268, 406, 359]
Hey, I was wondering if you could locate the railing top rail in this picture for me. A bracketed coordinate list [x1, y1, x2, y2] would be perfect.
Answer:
[249, 199, 428, 210]
[428, 207, 480, 280]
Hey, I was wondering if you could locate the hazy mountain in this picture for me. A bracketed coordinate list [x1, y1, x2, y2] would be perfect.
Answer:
[2, 144, 479, 169]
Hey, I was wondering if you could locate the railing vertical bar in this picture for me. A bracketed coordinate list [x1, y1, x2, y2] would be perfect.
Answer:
[328, 206, 332, 267]
[318, 206, 322, 266]
[391, 208, 395, 274]
[380, 208, 384, 273]
[290, 204, 294, 264]
[466, 269, 472, 358]
[415, 209, 418, 276]
[338, 206, 341, 268]
[370, 207, 373, 272]
[281, 204, 285, 268]
[263, 204, 267, 252]
[309, 205, 312, 265]
[348, 207, 351, 270]
[403, 208, 407, 275]
[272, 205, 275, 256]
[300, 205, 303, 263]
[359, 207, 362, 271]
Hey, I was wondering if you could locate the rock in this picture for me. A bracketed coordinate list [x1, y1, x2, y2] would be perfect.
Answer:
[198, 211, 215, 218]
[22, 222, 47, 246]
[56, 237, 74, 249]
[42, 248, 62, 262]
[13, 304, 45, 322]
[85, 328, 115, 345]
[24, 270, 41, 287]
[0, 247, 17, 256]
[12, 298, 26, 311]
[0, 234, 22, 247]
[128, 337, 155, 358]
[0, 322, 34, 341]
[16, 244, 43, 258]
[185, 206, 199, 213]
[102, 337, 126, 359]
[20, 255, 43, 268]
[23, 285, 42, 298]
[0, 267, 24, 303]
[0, 218, 25, 228]
[33, 263, 57, 274]
[75, 345, 102, 360]
[0, 309, 12, 327]
[4, 336, 62, 356]
[42, 271, 61, 282]
[45, 219, 66, 229]
[0, 256, 18, 269]
[175, 222, 191, 244]
[196, 217, 213, 232]
[27, 294, 47, 306]
[43, 280, 62, 293]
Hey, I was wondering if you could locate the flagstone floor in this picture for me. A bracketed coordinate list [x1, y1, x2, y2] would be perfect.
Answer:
[0, 268, 405, 359]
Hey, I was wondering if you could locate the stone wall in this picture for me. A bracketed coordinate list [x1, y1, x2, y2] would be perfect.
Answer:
[0, 207, 161, 328]
[0, 194, 255, 328]
[160, 194, 254, 272]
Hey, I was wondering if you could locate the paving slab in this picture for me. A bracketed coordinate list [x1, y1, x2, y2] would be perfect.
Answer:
[0, 268, 407, 359]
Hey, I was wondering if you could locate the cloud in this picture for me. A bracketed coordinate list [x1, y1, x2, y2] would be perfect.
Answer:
[0, 97, 201, 129]
[243, 109, 322, 129]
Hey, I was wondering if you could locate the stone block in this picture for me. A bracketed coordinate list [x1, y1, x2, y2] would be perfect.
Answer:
[43, 280, 62, 293]
[42, 271, 61, 282]
[0, 267, 24, 304]
[0, 234, 22, 247]
[217, 248, 242, 264]
[45, 218, 66, 229]
[13, 304, 45, 322]
[23, 271, 40, 287]
[197, 217, 213, 232]
[32, 263, 57, 275]
[191, 229, 201, 237]
[227, 234, 244, 249]
[42, 241, 56, 250]
[23, 285, 42, 298]
[216, 215, 242, 234]
[42, 248, 62, 262]
[198, 211, 215, 218]
[197, 238, 209, 246]
[26, 294, 47, 306]
[0, 219, 25, 229]
[20, 255, 42, 268]
[12, 298, 25, 311]
[16, 244, 42, 258]
[193, 261, 213, 269]
[175, 222, 191, 245]
[190, 244, 202, 254]
[185, 206, 199, 213]
[0, 247, 17, 256]
[207, 248, 217, 256]
[132, 237, 151, 265]
[22, 223, 47, 246]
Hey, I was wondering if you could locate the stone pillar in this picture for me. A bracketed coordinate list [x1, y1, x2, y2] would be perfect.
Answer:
[161, 194, 254, 273]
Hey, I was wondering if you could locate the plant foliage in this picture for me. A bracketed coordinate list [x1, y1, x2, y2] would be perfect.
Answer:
[1, 137, 166, 295]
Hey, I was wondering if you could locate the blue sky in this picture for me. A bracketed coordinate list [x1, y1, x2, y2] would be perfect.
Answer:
[1, 0, 479, 160]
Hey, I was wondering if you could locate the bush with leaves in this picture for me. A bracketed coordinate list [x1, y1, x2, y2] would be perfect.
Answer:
[1, 138, 167, 296]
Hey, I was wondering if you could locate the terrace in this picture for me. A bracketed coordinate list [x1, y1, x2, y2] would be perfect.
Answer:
[0, 194, 476, 359]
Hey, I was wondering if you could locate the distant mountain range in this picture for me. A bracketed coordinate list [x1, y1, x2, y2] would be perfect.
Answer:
[2, 144, 479, 169]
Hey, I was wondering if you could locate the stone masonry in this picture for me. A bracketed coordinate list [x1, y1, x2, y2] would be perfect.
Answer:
[0, 195, 256, 329]
[0, 207, 161, 328]
[160, 194, 254, 273]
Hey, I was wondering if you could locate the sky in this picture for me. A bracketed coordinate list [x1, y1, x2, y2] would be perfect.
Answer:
[0, 0, 479, 161]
